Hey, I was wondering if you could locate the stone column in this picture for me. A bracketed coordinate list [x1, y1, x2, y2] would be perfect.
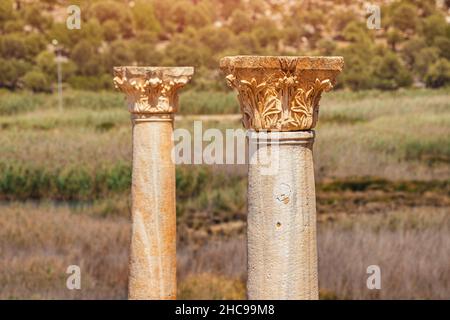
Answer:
[113, 66, 194, 300]
[220, 56, 343, 300]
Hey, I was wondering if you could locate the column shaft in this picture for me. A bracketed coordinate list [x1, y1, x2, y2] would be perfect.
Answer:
[129, 121, 176, 299]
[114, 66, 193, 300]
[247, 131, 318, 300]
[129, 120, 176, 300]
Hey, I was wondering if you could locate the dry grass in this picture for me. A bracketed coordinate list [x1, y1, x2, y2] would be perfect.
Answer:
[178, 274, 245, 300]
[1, 89, 448, 181]
[0, 89, 448, 299]
[0, 202, 448, 299]
[0, 202, 129, 299]
[318, 207, 450, 299]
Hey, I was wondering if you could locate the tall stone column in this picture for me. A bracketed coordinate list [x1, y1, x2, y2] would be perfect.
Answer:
[113, 66, 194, 300]
[220, 56, 343, 300]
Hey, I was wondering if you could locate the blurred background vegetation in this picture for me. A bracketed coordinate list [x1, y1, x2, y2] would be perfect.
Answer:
[0, 0, 449, 300]
[0, 0, 449, 93]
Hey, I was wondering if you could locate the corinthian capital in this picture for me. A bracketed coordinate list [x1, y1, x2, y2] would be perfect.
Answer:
[113, 66, 194, 121]
[220, 56, 344, 131]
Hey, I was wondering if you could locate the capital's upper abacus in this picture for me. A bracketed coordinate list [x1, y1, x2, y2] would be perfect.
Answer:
[113, 66, 194, 117]
[220, 56, 344, 131]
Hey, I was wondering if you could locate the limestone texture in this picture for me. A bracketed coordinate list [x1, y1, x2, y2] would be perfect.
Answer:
[114, 66, 194, 300]
[221, 56, 343, 300]
[247, 131, 318, 299]
[220, 56, 344, 131]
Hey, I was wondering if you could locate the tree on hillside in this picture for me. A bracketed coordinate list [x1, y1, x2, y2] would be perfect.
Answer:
[164, 29, 210, 67]
[22, 4, 52, 32]
[401, 36, 427, 68]
[388, 2, 419, 37]
[103, 40, 135, 71]
[0, 33, 46, 62]
[0, 0, 14, 27]
[219, 0, 244, 20]
[338, 22, 380, 90]
[372, 50, 412, 90]
[421, 14, 448, 45]
[251, 18, 279, 51]
[332, 9, 359, 33]
[413, 47, 440, 81]
[21, 70, 51, 93]
[234, 32, 262, 55]
[131, 0, 161, 34]
[342, 21, 374, 44]
[103, 20, 121, 42]
[36, 51, 57, 81]
[131, 41, 162, 66]
[425, 59, 450, 88]
[0, 33, 28, 60]
[71, 40, 103, 76]
[434, 36, 450, 60]
[387, 29, 403, 51]
[170, 0, 212, 33]
[0, 58, 30, 89]
[198, 26, 234, 54]
[4, 19, 24, 33]
[229, 9, 253, 34]
[88, 0, 133, 38]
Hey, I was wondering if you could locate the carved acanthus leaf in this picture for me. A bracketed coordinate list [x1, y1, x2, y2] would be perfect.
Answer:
[113, 67, 193, 115]
[290, 79, 333, 129]
[226, 74, 333, 131]
[223, 57, 337, 131]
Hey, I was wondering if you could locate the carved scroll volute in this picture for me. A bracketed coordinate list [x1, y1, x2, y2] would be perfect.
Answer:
[221, 56, 343, 131]
[113, 67, 194, 119]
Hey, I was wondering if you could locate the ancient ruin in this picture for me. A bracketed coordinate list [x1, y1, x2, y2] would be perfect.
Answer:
[221, 56, 344, 299]
[113, 66, 194, 300]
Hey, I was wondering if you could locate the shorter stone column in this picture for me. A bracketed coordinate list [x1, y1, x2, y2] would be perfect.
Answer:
[221, 56, 343, 300]
[114, 66, 194, 300]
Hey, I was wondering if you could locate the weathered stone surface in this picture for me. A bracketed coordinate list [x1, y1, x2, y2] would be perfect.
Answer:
[113, 66, 194, 120]
[222, 56, 343, 300]
[114, 66, 193, 300]
[247, 131, 318, 300]
[220, 56, 344, 131]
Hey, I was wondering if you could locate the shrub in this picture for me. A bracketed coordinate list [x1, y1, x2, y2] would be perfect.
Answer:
[71, 40, 103, 76]
[401, 37, 427, 67]
[178, 274, 245, 300]
[179, 90, 238, 114]
[102, 20, 120, 42]
[0, 162, 131, 201]
[0, 33, 47, 61]
[67, 75, 112, 91]
[0, 91, 44, 115]
[0, 33, 27, 59]
[3, 20, 24, 33]
[131, 0, 161, 33]
[434, 36, 450, 60]
[0, 0, 13, 24]
[23, 3, 52, 31]
[338, 55, 373, 90]
[372, 52, 412, 90]
[388, 2, 419, 35]
[0, 58, 30, 89]
[425, 59, 450, 88]
[36, 51, 57, 80]
[421, 14, 447, 45]
[21, 70, 52, 93]
[60, 90, 123, 109]
[89, 1, 133, 37]
[413, 47, 440, 80]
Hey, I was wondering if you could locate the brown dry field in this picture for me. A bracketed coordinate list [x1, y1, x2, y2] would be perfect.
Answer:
[0, 89, 449, 299]
[0, 196, 448, 300]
